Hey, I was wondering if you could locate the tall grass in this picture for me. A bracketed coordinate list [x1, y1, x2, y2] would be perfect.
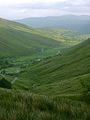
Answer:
[0, 89, 90, 120]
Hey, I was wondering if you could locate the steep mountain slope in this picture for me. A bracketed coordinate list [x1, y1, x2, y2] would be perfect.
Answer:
[14, 39, 90, 95]
[0, 18, 61, 56]
[16, 15, 90, 33]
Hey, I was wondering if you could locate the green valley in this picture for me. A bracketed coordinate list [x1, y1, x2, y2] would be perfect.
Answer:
[0, 18, 90, 120]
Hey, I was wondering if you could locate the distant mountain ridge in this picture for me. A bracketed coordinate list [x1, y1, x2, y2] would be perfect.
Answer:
[16, 15, 90, 33]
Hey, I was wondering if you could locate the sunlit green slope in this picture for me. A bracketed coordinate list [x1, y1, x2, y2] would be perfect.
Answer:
[0, 18, 61, 56]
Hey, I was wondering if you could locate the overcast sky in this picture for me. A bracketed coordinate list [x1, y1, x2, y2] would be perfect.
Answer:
[0, 0, 90, 19]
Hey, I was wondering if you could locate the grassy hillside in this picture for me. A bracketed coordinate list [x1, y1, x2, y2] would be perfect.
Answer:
[16, 15, 90, 33]
[0, 18, 61, 56]
[13, 39, 90, 95]
[0, 88, 90, 120]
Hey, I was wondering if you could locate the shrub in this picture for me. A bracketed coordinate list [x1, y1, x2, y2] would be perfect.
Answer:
[0, 78, 12, 89]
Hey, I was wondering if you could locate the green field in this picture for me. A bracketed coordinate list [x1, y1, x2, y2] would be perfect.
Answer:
[36, 28, 90, 45]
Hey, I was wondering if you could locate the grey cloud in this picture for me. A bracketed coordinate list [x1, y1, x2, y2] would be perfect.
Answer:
[12, 2, 66, 9]
[12, 0, 90, 10]
[0, 0, 90, 19]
